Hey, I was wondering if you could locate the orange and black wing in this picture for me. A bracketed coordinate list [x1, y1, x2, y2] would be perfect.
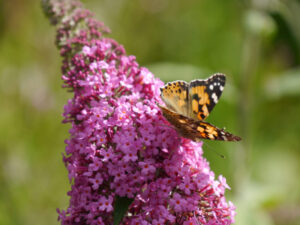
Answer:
[160, 80, 189, 117]
[158, 104, 241, 142]
[191, 120, 241, 142]
[188, 73, 225, 121]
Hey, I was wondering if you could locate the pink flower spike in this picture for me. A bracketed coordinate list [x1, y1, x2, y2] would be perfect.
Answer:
[99, 195, 113, 212]
[99, 147, 114, 162]
[170, 193, 188, 213]
[89, 173, 103, 190]
[139, 161, 156, 175]
[183, 217, 199, 225]
[179, 177, 194, 195]
[219, 175, 230, 190]
[124, 152, 138, 162]
[89, 156, 103, 171]
[152, 218, 165, 225]
[43, 1, 236, 224]
[82, 46, 91, 55]
[194, 173, 210, 190]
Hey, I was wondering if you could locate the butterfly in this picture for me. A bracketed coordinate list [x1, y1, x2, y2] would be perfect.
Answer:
[157, 73, 241, 142]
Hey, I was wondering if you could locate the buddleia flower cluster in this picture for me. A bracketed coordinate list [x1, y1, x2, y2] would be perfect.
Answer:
[42, 0, 236, 224]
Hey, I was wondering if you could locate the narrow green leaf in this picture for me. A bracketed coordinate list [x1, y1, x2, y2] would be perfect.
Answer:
[113, 196, 134, 225]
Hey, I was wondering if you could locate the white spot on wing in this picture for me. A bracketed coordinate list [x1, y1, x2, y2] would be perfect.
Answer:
[220, 86, 224, 91]
[209, 84, 213, 90]
[212, 93, 218, 103]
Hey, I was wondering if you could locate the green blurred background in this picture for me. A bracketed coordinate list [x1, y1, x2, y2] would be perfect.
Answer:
[1, 0, 300, 224]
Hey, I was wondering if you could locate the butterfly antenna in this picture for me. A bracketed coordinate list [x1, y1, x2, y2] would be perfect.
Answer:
[202, 142, 226, 159]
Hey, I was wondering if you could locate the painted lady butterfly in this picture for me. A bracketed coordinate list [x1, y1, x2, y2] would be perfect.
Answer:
[158, 73, 241, 142]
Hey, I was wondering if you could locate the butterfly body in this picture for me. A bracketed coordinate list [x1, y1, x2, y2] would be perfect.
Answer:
[159, 73, 241, 142]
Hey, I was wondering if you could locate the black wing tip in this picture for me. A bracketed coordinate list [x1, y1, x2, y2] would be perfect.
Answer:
[234, 136, 242, 141]
[212, 73, 226, 77]
[219, 129, 242, 142]
[226, 134, 242, 142]
[190, 73, 226, 86]
[210, 73, 226, 83]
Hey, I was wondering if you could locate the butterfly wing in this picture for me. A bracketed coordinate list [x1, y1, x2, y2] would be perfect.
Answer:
[188, 73, 226, 121]
[160, 80, 189, 116]
[192, 120, 241, 141]
[158, 104, 241, 142]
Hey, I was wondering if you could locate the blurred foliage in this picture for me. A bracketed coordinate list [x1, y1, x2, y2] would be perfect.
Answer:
[0, 0, 300, 224]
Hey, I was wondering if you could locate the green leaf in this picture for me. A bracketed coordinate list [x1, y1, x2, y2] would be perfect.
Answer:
[113, 196, 134, 225]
